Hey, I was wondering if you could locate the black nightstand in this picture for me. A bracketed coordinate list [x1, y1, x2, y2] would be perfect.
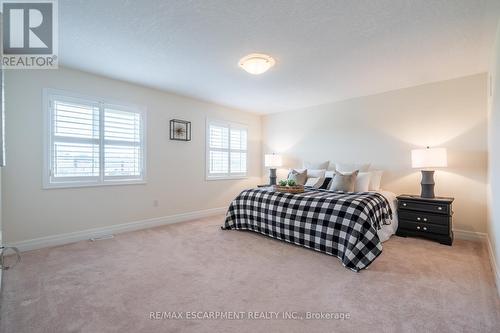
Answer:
[396, 195, 454, 245]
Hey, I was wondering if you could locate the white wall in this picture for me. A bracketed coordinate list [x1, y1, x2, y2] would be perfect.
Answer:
[3, 67, 262, 243]
[487, 20, 500, 290]
[263, 74, 488, 233]
[1, 66, 492, 248]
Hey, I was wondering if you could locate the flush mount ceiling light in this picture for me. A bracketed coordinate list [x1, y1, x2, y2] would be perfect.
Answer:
[238, 53, 276, 75]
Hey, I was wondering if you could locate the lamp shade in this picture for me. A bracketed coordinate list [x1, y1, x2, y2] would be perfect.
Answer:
[264, 154, 282, 167]
[411, 147, 447, 169]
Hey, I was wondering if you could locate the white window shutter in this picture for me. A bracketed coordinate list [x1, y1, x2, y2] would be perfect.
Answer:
[104, 107, 143, 178]
[209, 125, 229, 149]
[51, 99, 100, 179]
[207, 121, 247, 179]
[45, 90, 146, 188]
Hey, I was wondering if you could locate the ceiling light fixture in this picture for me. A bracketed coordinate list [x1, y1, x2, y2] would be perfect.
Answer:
[238, 53, 276, 75]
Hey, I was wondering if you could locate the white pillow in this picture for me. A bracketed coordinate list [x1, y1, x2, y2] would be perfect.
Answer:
[307, 169, 326, 178]
[326, 163, 337, 171]
[290, 169, 325, 177]
[369, 170, 383, 191]
[305, 177, 325, 188]
[325, 170, 335, 178]
[355, 172, 372, 192]
[305, 169, 326, 188]
[303, 161, 330, 170]
[336, 162, 371, 173]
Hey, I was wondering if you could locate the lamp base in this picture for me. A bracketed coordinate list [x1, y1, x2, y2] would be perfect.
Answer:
[269, 168, 277, 185]
[420, 170, 435, 198]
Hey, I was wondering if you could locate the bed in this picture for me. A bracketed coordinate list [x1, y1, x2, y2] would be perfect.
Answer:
[222, 187, 397, 272]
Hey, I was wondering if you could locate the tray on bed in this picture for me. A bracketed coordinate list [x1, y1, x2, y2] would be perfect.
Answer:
[273, 185, 305, 194]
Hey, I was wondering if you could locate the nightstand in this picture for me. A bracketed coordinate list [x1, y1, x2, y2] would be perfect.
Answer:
[396, 195, 454, 245]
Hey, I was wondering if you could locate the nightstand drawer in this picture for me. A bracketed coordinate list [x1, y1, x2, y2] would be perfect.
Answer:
[399, 220, 449, 235]
[398, 200, 449, 215]
[398, 210, 450, 226]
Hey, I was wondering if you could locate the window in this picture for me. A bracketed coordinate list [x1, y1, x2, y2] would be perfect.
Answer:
[43, 89, 146, 188]
[206, 120, 247, 179]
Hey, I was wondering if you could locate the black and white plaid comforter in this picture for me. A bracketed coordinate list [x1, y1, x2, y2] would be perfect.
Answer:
[223, 187, 392, 272]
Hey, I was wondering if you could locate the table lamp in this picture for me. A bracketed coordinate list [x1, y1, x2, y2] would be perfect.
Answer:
[411, 147, 447, 198]
[264, 153, 282, 185]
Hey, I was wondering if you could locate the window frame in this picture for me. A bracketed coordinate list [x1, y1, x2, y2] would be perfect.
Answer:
[42, 88, 147, 189]
[205, 118, 248, 181]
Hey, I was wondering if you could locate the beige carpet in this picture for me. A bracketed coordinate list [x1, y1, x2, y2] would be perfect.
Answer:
[1, 214, 499, 333]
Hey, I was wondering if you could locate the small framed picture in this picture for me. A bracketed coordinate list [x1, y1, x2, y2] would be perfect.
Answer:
[170, 119, 191, 141]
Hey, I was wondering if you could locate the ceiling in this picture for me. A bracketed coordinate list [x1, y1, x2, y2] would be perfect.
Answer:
[60, 0, 500, 114]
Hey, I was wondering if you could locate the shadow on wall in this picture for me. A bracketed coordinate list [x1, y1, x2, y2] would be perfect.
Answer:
[265, 115, 487, 186]
[262, 108, 488, 233]
[264, 124, 413, 184]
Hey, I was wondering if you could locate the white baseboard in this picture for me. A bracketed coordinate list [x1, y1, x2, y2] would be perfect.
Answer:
[453, 229, 488, 241]
[7, 207, 227, 252]
[485, 235, 500, 297]
[454, 229, 500, 297]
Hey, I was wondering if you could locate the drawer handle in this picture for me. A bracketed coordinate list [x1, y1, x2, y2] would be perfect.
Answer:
[402, 203, 407, 207]
[417, 217, 421, 221]
[416, 226, 421, 230]
[423, 218, 428, 222]
[423, 227, 427, 231]
[438, 207, 443, 211]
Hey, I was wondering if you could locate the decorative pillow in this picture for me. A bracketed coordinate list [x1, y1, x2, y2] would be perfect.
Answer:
[307, 169, 326, 178]
[325, 170, 335, 178]
[355, 172, 372, 192]
[336, 162, 371, 173]
[320, 177, 333, 189]
[326, 164, 337, 172]
[321, 171, 336, 189]
[329, 170, 359, 192]
[305, 177, 324, 188]
[369, 170, 384, 191]
[288, 169, 308, 185]
[303, 169, 325, 188]
[303, 161, 330, 170]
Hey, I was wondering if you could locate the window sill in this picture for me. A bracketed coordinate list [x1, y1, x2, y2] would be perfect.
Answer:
[206, 176, 248, 181]
[43, 180, 147, 190]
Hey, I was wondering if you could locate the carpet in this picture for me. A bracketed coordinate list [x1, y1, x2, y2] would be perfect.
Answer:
[1, 214, 499, 332]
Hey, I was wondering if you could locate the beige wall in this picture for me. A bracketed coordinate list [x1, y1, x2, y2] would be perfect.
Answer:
[263, 74, 488, 233]
[1, 67, 491, 245]
[2, 67, 262, 243]
[488, 20, 500, 287]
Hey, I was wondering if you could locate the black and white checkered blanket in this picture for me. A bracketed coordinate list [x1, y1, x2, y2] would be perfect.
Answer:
[223, 187, 392, 272]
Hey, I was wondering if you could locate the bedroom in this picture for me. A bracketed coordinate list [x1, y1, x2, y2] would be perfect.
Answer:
[0, 0, 500, 332]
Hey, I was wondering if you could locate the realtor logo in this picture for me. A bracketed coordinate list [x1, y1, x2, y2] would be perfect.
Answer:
[1, 0, 58, 68]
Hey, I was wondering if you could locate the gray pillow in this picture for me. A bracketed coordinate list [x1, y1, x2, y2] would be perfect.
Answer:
[329, 170, 359, 192]
[288, 169, 308, 185]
